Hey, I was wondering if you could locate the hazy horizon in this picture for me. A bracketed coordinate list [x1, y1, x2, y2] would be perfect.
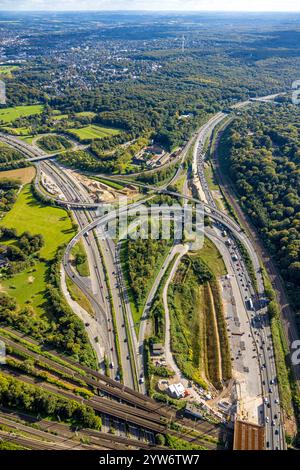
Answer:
[1, 0, 300, 13]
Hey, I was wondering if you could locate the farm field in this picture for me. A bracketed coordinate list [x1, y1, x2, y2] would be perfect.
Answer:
[0, 185, 75, 260]
[0, 105, 43, 124]
[0, 166, 36, 184]
[68, 124, 120, 141]
[52, 114, 69, 121]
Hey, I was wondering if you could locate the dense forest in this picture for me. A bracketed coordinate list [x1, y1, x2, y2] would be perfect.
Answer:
[219, 104, 300, 309]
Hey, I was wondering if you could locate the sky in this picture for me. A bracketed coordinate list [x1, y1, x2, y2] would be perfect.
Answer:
[1, 0, 300, 12]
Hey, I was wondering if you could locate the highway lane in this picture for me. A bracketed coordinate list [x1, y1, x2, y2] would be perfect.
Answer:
[98, 235, 136, 389]
[44, 161, 137, 388]
[0, 101, 291, 429]
[40, 161, 116, 367]
[47, 163, 133, 385]
[192, 117, 285, 450]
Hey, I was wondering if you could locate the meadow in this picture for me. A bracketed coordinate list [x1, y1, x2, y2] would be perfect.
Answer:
[68, 124, 120, 141]
[0, 167, 36, 184]
[0, 184, 75, 260]
[0, 185, 75, 314]
[0, 105, 43, 124]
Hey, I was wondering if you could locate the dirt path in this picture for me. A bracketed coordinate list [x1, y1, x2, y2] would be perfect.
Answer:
[207, 282, 223, 384]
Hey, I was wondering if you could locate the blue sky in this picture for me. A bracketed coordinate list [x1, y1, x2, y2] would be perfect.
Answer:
[1, 0, 300, 12]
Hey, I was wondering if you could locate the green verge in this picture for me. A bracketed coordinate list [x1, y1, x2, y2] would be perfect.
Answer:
[66, 276, 94, 317]
[165, 434, 207, 450]
[91, 176, 125, 191]
[235, 238, 258, 293]
[70, 240, 90, 277]
[210, 278, 232, 381]
[261, 267, 295, 420]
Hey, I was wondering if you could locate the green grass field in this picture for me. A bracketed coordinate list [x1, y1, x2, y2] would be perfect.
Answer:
[1, 126, 34, 143]
[68, 124, 120, 141]
[70, 240, 90, 277]
[0, 185, 75, 260]
[2, 126, 31, 135]
[196, 237, 227, 278]
[0, 185, 75, 314]
[76, 112, 97, 119]
[0, 105, 43, 124]
[1, 263, 47, 314]
[204, 163, 219, 191]
[52, 114, 69, 121]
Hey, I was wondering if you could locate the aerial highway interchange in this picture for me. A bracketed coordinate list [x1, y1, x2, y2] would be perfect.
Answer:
[0, 95, 294, 451]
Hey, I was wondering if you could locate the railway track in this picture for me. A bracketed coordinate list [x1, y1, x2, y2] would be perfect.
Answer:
[1, 331, 224, 441]
[0, 407, 159, 450]
[0, 430, 84, 451]
[0, 366, 220, 450]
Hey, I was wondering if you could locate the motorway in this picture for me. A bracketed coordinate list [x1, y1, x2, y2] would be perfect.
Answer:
[0, 98, 291, 450]
[192, 113, 285, 450]
[0, 132, 134, 386]
[41, 161, 136, 389]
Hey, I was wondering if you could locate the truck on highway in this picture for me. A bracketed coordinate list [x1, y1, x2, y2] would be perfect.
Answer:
[246, 298, 254, 310]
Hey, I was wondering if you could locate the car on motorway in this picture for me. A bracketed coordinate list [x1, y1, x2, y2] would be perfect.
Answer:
[269, 387, 272, 393]
[265, 417, 269, 423]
